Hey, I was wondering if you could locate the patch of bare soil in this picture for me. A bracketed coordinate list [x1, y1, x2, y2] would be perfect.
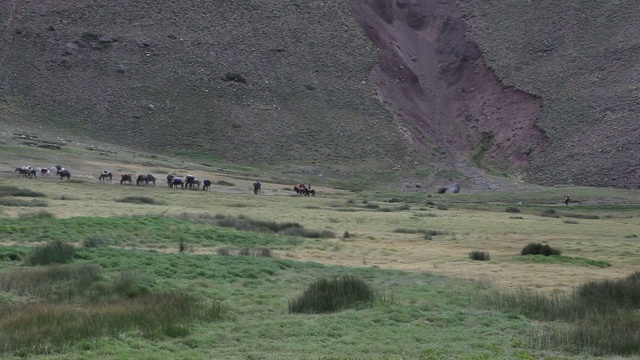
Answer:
[348, 0, 548, 172]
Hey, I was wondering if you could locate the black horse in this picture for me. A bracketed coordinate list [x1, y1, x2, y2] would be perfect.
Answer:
[253, 181, 261, 195]
[203, 179, 211, 191]
[58, 169, 71, 180]
[120, 173, 132, 185]
[99, 171, 112, 182]
[185, 175, 197, 189]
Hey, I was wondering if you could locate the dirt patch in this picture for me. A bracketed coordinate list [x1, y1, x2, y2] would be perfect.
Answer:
[348, 0, 548, 172]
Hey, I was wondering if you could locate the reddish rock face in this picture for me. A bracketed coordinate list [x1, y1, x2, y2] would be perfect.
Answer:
[348, 0, 548, 171]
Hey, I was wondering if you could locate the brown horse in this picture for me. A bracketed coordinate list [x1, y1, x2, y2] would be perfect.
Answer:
[203, 179, 211, 191]
[120, 173, 132, 184]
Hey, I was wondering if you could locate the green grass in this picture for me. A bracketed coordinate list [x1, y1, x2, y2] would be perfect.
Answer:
[0, 215, 323, 249]
[0, 246, 540, 359]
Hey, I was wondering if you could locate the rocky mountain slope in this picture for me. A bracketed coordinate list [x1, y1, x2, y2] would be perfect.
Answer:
[1, 0, 638, 188]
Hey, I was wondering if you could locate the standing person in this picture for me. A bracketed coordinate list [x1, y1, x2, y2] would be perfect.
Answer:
[253, 181, 261, 195]
[564, 195, 571, 206]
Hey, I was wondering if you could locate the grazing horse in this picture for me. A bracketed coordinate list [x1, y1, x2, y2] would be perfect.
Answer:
[170, 177, 184, 189]
[37, 167, 52, 176]
[15, 167, 36, 178]
[203, 179, 211, 191]
[191, 179, 201, 189]
[99, 170, 113, 182]
[294, 184, 315, 197]
[185, 175, 196, 189]
[136, 174, 156, 186]
[167, 174, 175, 187]
[253, 181, 261, 195]
[58, 169, 71, 180]
[120, 173, 133, 185]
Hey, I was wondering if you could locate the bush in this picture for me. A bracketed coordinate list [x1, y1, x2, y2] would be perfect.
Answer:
[25, 241, 75, 266]
[83, 235, 110, 248]
[223, 72, 246, 83]
[521, 242, 562, 256]
[111, 270, 155, 298]
[343, 231, 351, 239]
[505, 207, 521, 213]
[437, 204, 449, 210]
[288, 276, 375, 314]
[469, 251, 491, 261]
[179, 240, 187, 253]
[216, 247, 233, 256]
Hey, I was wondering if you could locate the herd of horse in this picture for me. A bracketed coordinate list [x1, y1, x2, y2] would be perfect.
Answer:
[15, 165, 70, 180]
[13, 165, 317, 196]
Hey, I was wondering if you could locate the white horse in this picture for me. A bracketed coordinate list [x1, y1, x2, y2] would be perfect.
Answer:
[36, 167, 52, 176]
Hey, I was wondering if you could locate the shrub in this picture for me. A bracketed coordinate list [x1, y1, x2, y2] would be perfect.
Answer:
[111, 270, 155, 298]
[223, 72, 246, 83]
[343, 231, 351, 239]
[437, 204, 449, 210]
[216, 180, 235, 186]
[83, 235, 110, 248]
[179, 240, 187, 253]
[505, 207, 521, 213]
[521, 242, 562, 256]
[25, 241, 75, 266]
[217, 247, 232, 256]
[469, 251, 491, 261]
[288, 276, 375, 314]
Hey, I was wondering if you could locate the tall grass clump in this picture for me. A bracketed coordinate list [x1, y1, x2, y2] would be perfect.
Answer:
[0, 264, 103, 301]
[0, 198, 48, 207]
[25, 240, 75, 266]
[0, 292, 223, 354]
[288, 276, 375, 314]
[116, 196, 163, 205]
[18, 210, 55, 219]
[83, 235, 111, 248]
[480, 271, 640, 356]
[179, 213, 334, 238]
[521, 243, 562, 256]
[505, 207, 520, 213]
[540, 208, 559, 218]
[469, 251, 490, 261]
[0, 186, 46, 198]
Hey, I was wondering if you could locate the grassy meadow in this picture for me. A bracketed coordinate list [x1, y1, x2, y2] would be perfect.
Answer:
[1, 147, 639, 359]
